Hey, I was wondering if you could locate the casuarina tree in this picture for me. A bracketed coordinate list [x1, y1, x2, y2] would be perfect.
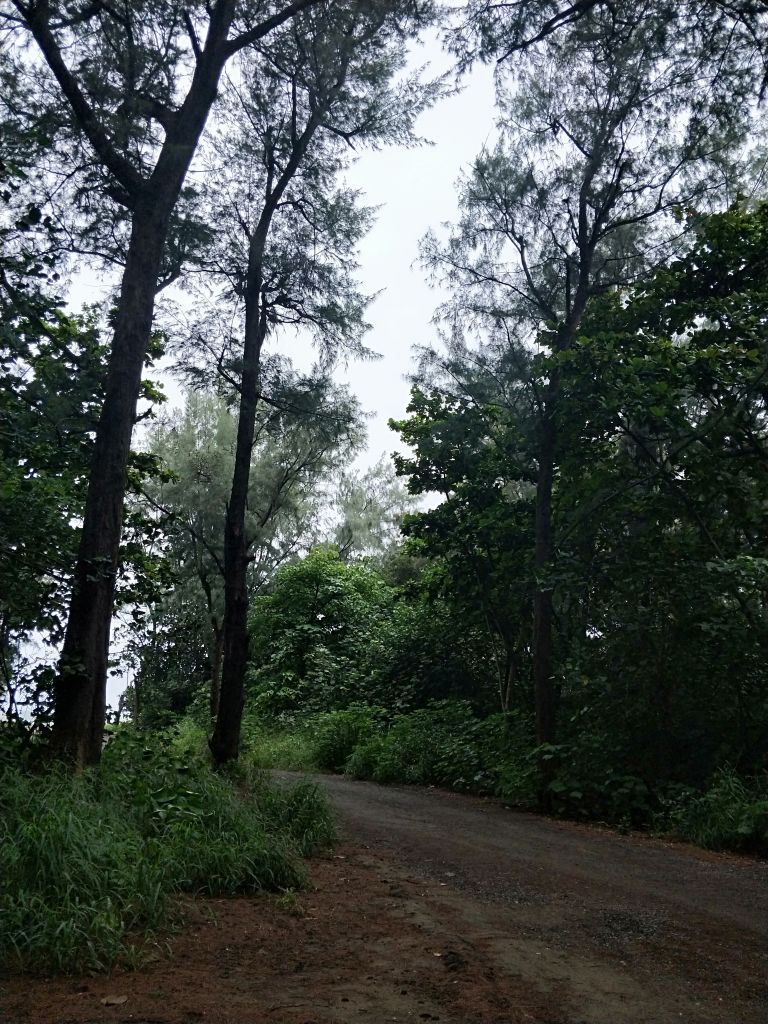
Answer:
[424, 0, 762, 758]
[1, 0, 340, 765]
[188, 0, 441, 763]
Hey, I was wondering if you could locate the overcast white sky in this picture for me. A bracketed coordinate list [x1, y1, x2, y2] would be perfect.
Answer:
[226, 29, 500, 467]
[335, 42, 496, 465]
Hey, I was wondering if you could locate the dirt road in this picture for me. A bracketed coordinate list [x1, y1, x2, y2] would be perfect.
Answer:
[2, 773, 766, 1024]
[300, 773, 768, 1023]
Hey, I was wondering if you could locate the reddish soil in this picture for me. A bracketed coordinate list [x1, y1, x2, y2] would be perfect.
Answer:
[2, 772, 766, 1024]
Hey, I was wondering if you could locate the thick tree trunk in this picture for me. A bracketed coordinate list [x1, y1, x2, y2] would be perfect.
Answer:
[51, 208, 166, 765]
[44, 9, 241, 767]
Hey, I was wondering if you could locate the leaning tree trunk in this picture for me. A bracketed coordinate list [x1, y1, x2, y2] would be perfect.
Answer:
[51, 207, 167, 765]
[24, 0, 319, 770]
[44, 9, 240, 767]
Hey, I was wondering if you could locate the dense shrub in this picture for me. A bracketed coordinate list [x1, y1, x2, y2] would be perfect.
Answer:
[248, 548, 391, 718]
[529, 735, 654, 826]
[670, 767, 768, 853]
[0, 724, 335, 975]
[344, 702, 534, 795]
[242, 699, 768, 855]
[1, 766, 166, 974]
[247, 548, 495, 720]
[311, 705, 386, 771]
[244, 718, 319, 771]
[340, 706, 768, 848]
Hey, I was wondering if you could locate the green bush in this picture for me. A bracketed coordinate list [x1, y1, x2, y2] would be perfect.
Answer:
[530, 736, 654, 826]
[241, 707, 386, 774]
[342, 702, 533, 794]
[343, 706, 449, 785]
[494, 749, 539, 808]
[242, 718, 318, 771]
[0, 724, 336, 975]
[346, 735, 388, 779]
[368, 722, 431, 784]
[670, 767, 768, 853]
[311, 705, 386, 771]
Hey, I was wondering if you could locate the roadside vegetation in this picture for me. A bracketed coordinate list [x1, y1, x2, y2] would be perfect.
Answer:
[251, 707, 768, 855]
[0, 724, 334, 974]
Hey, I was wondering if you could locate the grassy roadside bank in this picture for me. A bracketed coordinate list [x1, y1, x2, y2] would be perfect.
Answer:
[0, 723, 334, 975]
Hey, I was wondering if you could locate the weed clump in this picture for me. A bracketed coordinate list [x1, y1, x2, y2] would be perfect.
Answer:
[0, 724, 335, 975]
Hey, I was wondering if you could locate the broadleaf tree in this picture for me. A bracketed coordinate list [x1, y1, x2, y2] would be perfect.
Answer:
[135, 378, 363, 723]
[422, 0, 761, 763]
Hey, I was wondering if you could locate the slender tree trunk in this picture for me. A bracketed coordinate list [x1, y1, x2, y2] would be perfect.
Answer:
[133, 668, 141, 725]
[209, 112, 322, 766]
[531, 314, 585, 797]
[533, 393, 558, 749]
[51, 207, 167, 765]
[209, 296, 266, 765]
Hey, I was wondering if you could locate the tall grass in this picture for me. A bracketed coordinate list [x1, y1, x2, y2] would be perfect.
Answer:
[244, 721, 318, 771]
[0, 724, 335, 975]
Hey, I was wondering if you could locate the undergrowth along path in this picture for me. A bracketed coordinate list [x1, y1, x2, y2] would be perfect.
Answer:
[2, 772, 765, 1024]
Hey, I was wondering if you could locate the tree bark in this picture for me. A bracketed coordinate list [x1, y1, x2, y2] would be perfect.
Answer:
[531, 317, 586, 795]
[209, 621, 225, 721]
[209, 294, 266, 765]
[208, 8, 378, 764]
[51, 207, 167, 765]
[533, 387, 558, 749]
